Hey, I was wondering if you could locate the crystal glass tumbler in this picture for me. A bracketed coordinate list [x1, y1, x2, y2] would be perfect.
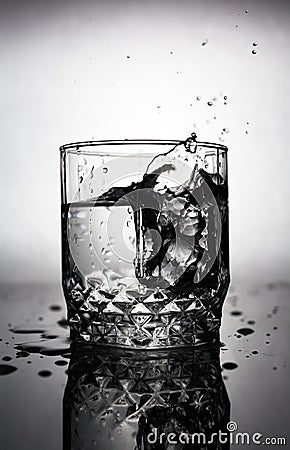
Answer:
[60, 138, 229, 348]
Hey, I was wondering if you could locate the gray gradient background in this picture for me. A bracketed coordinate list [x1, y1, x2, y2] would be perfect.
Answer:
[0, 0, 289, 285]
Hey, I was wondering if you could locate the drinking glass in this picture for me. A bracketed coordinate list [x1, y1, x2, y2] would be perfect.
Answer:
[60, 139, 229, 348]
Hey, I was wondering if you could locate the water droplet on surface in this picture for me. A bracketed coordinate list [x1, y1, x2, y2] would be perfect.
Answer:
[230, 310, 242, 316]
[49, 305, 62, 312]
[237, 327, 254, 336]
[54, 360, 68, 366]
[16, 351, 30, 358]
[0, 365, 17, 376]
[222, 362, 238, 370]
[38, 370, 52, 378]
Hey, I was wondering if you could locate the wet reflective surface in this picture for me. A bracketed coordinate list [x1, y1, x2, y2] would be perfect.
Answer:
[0, 282, 289, 449]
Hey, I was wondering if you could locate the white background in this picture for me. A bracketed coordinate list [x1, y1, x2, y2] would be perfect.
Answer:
[0, 0, 289, 283]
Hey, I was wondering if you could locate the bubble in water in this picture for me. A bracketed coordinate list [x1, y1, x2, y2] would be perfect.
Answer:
[207, 101, 213, 106]
[224, 96, 227, 100]
[103, 167, 108, 173]
[252, 42, 258, 46]
[196, 96, 201, 101]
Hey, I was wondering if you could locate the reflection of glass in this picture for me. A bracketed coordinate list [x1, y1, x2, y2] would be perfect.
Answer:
[63, 346, 230, 449]
[60, 138, 229, 348]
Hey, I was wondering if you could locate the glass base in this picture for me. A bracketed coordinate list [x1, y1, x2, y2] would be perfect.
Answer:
[68, 299, 221, 349]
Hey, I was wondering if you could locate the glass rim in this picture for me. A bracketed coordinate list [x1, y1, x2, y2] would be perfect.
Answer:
[60, 139, 228, 154]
